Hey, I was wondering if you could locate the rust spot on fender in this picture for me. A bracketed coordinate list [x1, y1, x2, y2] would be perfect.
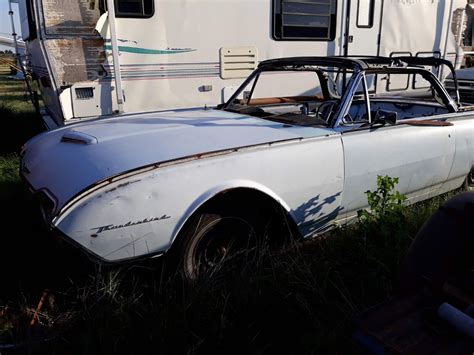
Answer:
[96, 179, 142, 198]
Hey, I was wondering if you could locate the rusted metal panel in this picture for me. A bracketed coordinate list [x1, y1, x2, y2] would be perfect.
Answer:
[42, 0, 101, 35]
[45, 39, 105, 85]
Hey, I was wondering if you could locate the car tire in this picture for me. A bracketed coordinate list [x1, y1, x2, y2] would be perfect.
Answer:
[176, 210, 262, 281]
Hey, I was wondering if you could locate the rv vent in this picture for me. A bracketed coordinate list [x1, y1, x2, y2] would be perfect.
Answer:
[75, 87, 94, 100]
[220, 47, 258, 79]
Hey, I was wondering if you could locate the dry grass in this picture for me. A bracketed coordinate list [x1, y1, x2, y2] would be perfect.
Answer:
[0, 55, 33, 114]
[0, 55, 44, 154]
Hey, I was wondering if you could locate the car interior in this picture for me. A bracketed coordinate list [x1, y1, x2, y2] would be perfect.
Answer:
[225, 96, 334, 127]
[344, 98, 451, 125]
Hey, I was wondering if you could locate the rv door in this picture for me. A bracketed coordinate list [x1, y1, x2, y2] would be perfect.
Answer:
[346, 0, 382, 56]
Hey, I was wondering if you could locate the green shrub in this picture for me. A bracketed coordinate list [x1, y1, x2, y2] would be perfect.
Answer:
[357, 175, 407, 232]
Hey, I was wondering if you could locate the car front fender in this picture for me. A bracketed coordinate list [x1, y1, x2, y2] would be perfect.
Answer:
[169, 179, 294, 246]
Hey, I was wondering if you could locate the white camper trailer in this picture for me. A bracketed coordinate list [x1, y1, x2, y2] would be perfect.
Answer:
[16, 0, 466, 127]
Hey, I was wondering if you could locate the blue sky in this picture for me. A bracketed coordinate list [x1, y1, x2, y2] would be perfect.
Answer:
[0, 1, 21, 51]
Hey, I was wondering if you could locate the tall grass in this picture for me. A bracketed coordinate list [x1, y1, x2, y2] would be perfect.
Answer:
[34, 179, 454, 354]
[0, 189, 452, 354]
[0, 56, 44, 154]
[0, 104, 44, 154]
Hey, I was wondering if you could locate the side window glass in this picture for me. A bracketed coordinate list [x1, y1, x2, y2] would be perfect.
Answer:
[346, 98, 369, 124]
[387, 52, 411, 91]
[413, 51, 441, 89]
[357, 0, 374, 28]
[273, 0, 338, 41]
[344, 76, 369, 125]
[113, 0, 154, 18]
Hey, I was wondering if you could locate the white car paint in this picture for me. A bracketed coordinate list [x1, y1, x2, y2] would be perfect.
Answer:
[22, 108, 335, 209]
[20, 57, 474, 263]
[52, 135, 344, 261]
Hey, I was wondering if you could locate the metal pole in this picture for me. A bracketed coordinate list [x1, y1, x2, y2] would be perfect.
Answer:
[106, 0, 124, 113]
[441, 0, 456, 80]
[342, 0, 350, 58]
[8, 0, 36, 107]
[444, 0, 457, 58]
[339, 0, 348, 56]
[341, 0, 351, 91]
[8, 0, 20, 66]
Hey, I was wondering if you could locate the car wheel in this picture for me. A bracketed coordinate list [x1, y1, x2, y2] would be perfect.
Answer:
[177, 211, 260, 281]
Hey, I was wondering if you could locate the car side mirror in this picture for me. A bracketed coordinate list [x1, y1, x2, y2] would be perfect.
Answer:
[373, 110, 397, 126]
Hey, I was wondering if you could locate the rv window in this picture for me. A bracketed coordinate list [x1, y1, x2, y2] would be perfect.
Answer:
[113, 0, 154, 18]
[412, 52, 441, 89]
[387, 52, 411, 91]
[357, 0, 374, 28]
[273, 0, 337, 41]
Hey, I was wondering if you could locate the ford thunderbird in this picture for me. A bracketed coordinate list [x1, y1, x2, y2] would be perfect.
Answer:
[20, 56, 474, 279]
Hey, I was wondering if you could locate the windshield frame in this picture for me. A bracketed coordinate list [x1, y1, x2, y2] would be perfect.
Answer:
[218, 57, 456, 130]
[220, 65, 335, 111]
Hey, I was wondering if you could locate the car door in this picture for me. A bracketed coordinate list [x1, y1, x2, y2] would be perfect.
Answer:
[340, 123, 455, 217]
[336, 72, 456, 218]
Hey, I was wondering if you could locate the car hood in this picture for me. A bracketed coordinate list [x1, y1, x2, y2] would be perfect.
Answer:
[22, 109, 333, 209]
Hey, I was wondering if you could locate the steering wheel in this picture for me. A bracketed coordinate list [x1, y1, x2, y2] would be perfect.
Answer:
[315, 101, 337, 123]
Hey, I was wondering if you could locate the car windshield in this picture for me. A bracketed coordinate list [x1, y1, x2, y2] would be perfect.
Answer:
[221, 65, 354, 127]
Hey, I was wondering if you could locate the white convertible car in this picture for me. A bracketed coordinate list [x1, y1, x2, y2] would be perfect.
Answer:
[20, 56, 474, 278]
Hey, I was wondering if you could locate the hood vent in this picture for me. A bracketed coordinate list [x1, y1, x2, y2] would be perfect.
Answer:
[61, 131, 98, 145]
